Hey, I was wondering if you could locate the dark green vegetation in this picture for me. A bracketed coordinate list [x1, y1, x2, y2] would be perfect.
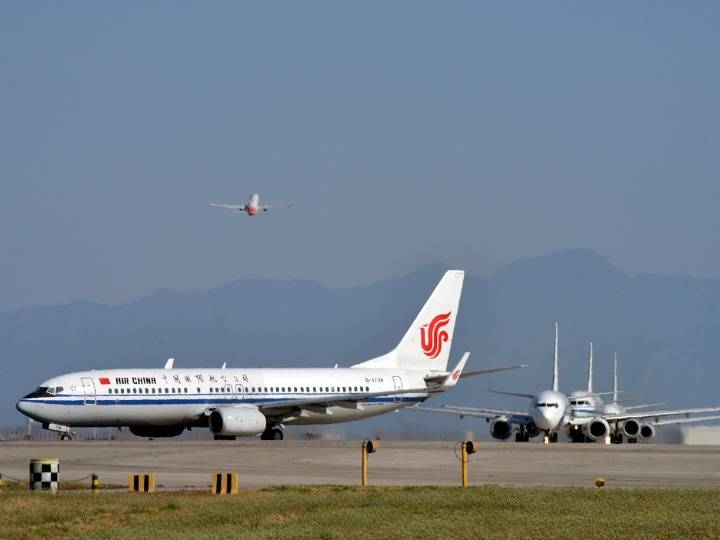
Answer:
[0, 484, 718, 539]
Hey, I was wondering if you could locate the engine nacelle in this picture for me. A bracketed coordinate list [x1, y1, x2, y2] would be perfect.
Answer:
[639, 423, 655, 439]
[526, 422, 541, 438]
[129, 425, 186, 438]
[623, 418, 641, 438]
[587, 417, 610, 441]
[209, 405, 266, 437]
[490, 419, 513, 440]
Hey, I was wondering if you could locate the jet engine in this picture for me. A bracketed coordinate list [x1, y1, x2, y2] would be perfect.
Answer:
[209, 405, 267, 437]
[129, 425, 186, 438]
[639, 423, 655, 439]
[587, 417, 610, 441]
[490, 419, 513, 440]
[526, 422, 541, 438]
[623, 419, 641, 438]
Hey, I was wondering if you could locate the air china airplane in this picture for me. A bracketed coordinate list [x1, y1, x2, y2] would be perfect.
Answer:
[16, 271, 523, 441]
[210, 193, 292, 216]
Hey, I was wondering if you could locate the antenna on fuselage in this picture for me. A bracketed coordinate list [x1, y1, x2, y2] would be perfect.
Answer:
[552, 322, 559, 392]
[221, 362, 227, 369]
[164, 358, 174, 369]
[587, 342, 594, 394]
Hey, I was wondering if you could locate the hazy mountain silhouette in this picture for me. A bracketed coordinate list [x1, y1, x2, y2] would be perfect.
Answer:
[2, 249, 719, 439]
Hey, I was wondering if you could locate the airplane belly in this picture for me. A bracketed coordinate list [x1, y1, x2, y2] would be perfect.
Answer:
[285, 402, 403, 425]
[44, 402, 201, 427]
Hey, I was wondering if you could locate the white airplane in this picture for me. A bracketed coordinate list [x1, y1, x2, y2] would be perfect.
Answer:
[16, 271, 524, 441]
[210, 193, 292, 216]
[415, 323, 569, 443]
[569, 352, 720, 444]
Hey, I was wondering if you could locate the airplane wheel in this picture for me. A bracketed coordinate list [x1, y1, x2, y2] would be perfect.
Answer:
[550, 432, 558, 443]
[523, 433, 530, 442]
[515, 433, 522, 442]
[60, 433, 71, 441]
[615, 434, 623, 444]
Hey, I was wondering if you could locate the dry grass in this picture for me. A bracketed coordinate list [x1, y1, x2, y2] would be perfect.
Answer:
[0, 484, 718, 539]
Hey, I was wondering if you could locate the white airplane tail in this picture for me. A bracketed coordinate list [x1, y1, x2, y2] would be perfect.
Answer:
[587, 342, 594, 394]
[552, 323, 559, 392]
[613, 352, 618, 403]
[353, 270, 464, 372]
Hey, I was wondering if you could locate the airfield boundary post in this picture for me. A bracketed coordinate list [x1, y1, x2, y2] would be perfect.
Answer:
[29, 458, 59, 492]
[211, 472, 239, 495]
[361, 440, 379, 487]
[129, 473, 156, 493]
[91, 473, 100, 494]
[460, 441, 477, 488]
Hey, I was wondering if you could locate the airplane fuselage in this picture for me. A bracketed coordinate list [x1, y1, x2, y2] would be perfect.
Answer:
[17, 367, 430, 428]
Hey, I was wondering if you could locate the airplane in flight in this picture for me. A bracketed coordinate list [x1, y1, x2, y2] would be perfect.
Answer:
[568, 352, 720, 444]
[414, 323, 569, 443]
[210, 193, 293, 216]
[16, 271, 525, 441]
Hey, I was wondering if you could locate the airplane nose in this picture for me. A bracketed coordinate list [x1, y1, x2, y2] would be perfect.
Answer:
[16, 400, 28, 414]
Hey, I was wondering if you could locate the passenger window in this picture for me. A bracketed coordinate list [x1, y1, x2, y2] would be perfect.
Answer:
[197, 387, 200, 393]
[282, 387, 286, 392]
[165, 388, 169, 394]
[342, 387, 346, 392]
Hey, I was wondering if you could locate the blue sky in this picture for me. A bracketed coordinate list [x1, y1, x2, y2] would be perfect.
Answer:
[2, 2, 719, 310]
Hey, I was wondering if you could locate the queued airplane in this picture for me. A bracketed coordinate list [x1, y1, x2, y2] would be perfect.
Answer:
[210, 193, 293, 216]
[16, 271, 525, 441]
[414, 323, 568, 443]
[569, 353, 720, 444]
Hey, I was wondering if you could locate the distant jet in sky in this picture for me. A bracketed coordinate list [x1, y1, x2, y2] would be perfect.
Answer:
[210, 193, 293, 216]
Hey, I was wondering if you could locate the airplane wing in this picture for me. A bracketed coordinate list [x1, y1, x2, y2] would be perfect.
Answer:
[260, 204, 294, 210]
[423, 363, 525, 384]
[488, 390, 536, 399]
[653, 414, 720, 426]
[412, 404, 531, 423]
[604, 406, 720, 423]
[256, 385, 432, 415]
[210, 203, 247, 212]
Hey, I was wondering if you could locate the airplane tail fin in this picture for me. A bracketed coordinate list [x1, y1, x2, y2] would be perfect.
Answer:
[552, 323, 559, 392]
[587, 342, 594, 394]
[353, 270, 464, 371]
[613, 352, 618, 403]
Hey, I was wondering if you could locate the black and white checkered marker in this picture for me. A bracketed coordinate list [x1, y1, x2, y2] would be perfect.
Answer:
[29, 459, 59, 491]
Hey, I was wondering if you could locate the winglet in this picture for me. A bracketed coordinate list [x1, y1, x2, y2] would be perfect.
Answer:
[164, 358, 174, 369]
[437, 352, 470, 390]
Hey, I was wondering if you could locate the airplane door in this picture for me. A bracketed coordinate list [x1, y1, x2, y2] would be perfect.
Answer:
[235, 385, 245, 401]
[81, 377, 96, 405]
[392, 376, 403, 403]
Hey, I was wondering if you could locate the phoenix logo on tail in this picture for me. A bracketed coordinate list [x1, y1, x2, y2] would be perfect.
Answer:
[420, 312, 452, 358]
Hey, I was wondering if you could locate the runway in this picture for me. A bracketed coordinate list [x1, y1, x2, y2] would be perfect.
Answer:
[1, 441, 718, 489]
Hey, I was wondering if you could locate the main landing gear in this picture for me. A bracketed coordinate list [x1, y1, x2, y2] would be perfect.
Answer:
[515, 427, 530, 442]
[260, 427, 284, 441]
[543, 432, 558, 444]
[610, 433, 624, 444]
